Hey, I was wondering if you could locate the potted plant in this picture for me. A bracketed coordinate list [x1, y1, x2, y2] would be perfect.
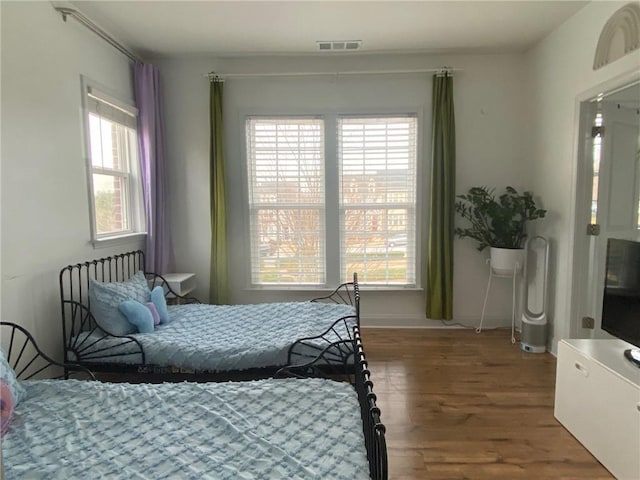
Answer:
[455, 186, 547, 275]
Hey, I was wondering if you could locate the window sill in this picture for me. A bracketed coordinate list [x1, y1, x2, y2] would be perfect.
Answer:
[92, 232, 147, 249]
[245, 285, 423, 293]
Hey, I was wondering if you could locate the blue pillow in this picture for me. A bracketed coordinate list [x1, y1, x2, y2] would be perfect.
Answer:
[150, 286, 171, 324]
[118, 301, 155, 333]
[0, 349, 26, 406]
[89, 271, 151, 336]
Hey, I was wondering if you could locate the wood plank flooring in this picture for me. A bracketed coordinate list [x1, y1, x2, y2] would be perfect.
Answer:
[361, 328, 613, 480]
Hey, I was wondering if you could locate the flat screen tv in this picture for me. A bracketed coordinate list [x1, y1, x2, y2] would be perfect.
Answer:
[601, 238, 640, 368]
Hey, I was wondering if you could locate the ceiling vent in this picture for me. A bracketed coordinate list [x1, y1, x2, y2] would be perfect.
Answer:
[317, 40, 362, 51]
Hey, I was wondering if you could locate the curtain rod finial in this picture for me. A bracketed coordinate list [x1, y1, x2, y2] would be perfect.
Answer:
[436, 66, 454, 77]
[207, 72, 225, 82]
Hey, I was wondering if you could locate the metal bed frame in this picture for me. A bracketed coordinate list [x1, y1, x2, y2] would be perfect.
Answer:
[277, 325, 388, 480]
[59, 250, 361, 379]
[2, 321, 385, 479]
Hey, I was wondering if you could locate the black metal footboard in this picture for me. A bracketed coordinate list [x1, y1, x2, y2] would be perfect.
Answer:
[311, 272, 360, 327]
[58, 250, 199, 376]
[287, 272, 361, 369]
[286, 315, 358, 370]
[276, 326, 388, 480]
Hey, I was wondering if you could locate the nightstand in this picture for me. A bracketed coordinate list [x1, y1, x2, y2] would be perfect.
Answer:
[161, 273, 196, 301]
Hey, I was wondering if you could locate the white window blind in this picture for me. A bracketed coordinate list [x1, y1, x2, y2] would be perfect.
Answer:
[246, 117, 325, 285]
[339, 115, 418, 285]
[87, 88, 137, 129]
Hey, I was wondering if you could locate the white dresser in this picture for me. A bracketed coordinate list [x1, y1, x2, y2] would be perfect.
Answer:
[554, 339, 640, 480]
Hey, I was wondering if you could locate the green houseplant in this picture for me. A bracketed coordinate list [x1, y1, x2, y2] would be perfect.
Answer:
[455, 186, 547, 274]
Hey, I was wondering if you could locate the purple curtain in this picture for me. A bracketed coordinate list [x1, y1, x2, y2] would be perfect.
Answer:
[134, 62, 174, 273]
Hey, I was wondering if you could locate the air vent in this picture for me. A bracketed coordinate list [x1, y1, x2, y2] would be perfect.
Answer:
[316, 40, 362, 51]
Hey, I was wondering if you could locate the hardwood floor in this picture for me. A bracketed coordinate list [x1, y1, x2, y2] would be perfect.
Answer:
[361, 328, 613, 480]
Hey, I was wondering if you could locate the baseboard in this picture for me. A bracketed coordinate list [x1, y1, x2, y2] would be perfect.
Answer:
[361, 313, 512, 329]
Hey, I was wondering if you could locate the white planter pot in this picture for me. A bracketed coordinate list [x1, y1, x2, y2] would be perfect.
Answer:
[490, 247, 525, 276]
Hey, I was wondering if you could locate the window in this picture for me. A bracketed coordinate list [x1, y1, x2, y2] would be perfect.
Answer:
[246, 114, 418, 287]
[84, 83, 144, 242]
[339, 116, 417, 285]
[590, 112, 603, 226]
[246, 117, 325, 285]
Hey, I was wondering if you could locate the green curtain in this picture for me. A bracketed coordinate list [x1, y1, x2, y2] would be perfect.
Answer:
[426, 73, 455, 319]
[209, 78, 228, 304]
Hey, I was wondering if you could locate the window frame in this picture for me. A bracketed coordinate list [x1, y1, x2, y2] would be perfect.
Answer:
[81, 76, 146, 247]
[242, 108, 423, 290]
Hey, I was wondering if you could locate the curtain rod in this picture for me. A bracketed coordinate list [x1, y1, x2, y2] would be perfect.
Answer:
[206, 66, 460, 81]
[53, 6, 142, 63]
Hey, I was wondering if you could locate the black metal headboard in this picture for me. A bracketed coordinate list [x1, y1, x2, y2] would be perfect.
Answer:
[1, 322, 95, 380]
[59, 250, 145, 331]
[58, 250, 147, 371]
[58, 250, 201, 374]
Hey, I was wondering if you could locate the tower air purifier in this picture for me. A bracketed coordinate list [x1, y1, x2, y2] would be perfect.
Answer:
[520, 236, 549, 353]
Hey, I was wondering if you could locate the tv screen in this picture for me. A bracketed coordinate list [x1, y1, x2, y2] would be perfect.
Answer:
[601, 238, 640, 348]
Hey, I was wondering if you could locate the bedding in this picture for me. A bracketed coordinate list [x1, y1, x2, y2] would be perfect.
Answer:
[3, 377, 370, 479]
[70, 302, 356, 371]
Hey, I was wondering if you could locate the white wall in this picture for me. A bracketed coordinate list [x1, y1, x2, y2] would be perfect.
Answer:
[158, 52, 529, 327]
[0, 2, 142, 357]
[524, 1, 640, 352]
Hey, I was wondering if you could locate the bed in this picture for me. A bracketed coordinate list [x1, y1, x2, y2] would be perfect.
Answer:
[59, 250, 360, 378]
[0, 322, 387, 479]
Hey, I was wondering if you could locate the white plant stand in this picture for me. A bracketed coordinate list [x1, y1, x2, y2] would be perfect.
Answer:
[476, 258, 521, 343]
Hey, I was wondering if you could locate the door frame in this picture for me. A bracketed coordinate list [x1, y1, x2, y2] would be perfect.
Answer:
[569, 70, 640, 339]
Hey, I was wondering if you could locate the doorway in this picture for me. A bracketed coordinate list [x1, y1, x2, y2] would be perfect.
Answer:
[572, 80, 640, 339]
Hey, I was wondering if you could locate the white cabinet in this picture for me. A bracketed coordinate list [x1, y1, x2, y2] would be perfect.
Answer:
[554, 339, 640, 480]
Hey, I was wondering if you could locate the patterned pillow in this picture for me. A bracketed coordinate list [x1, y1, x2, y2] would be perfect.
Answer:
[89, 271, 151, 336]
[145, 302, 161, 326]
[118, 301, 155, 334]
[0, 381, 14, 437]
[150, 286, 171, 324]
[0, 348, 26, 406]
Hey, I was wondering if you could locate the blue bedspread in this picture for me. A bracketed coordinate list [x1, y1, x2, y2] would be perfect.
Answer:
[4, 378, 369, 479]
[73, 302, 356, 371]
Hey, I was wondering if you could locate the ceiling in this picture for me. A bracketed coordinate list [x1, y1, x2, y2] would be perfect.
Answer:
[67, 1, 589, 59]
